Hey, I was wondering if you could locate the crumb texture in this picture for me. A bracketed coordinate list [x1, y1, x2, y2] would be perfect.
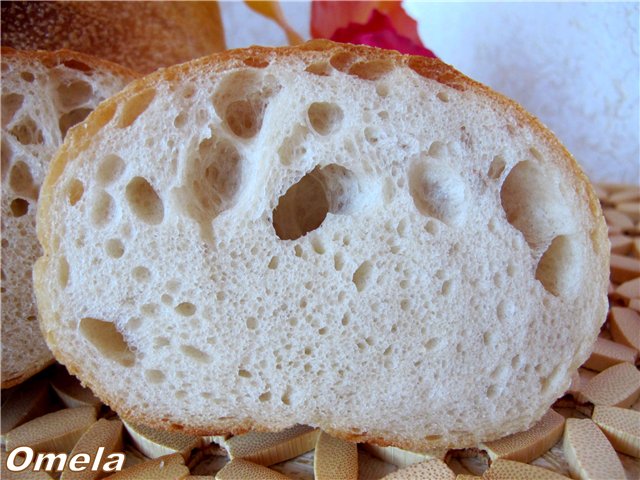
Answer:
[1, 48, 135, 387]
[34, 42, 609, 450]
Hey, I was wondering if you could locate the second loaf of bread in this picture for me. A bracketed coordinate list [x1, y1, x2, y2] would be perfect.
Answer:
[34, 40, 609, 451]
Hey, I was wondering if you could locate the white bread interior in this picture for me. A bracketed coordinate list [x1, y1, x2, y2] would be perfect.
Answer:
[34, 40, 609, 450]
[1, 48, 136, 387]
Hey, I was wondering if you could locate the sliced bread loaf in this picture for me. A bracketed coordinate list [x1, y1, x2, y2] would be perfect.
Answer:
[34, 40, 609, 450]
[1, 48, 137, 388]
[1, 2, 225, 73]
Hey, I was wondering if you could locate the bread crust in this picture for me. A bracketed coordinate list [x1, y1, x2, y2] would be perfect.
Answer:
[35, 40, 609, 450]
[1, 47, 137, 389]
[1, 1, 225, 73]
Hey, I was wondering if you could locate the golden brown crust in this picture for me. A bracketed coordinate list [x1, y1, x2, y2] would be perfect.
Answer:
[1, 46, 139, 81]
[1, 1, 225, 73]
[35, 40, 609, 451]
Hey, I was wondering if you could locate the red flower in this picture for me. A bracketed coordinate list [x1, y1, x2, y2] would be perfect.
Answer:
[330, 9, 436, 57]
[311, 1, 436, 57]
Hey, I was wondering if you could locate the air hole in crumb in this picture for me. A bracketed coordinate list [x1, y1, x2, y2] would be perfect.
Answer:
[1, 93, 24, 128]
[311, 237, 325, 254]
[246, 317, 258, 330]
[59, 108, 92, 138]
[425, 337, 440, 351]
[105, 238, 125, 258]
[535, 235, 582, 296]
[486, 385, 497, 399]
[132, 266, 150, 282]
[154, 337, 170, 347]
[180, 345, 209, 363]
[67, 179, 84, 206]
[307, 102, 343, 136]
[238, 369, 252, 378]
[9, 161, 38, 199]
[305, 62, 332, 76]
[126, 177, 163, 225]
[118, 88, 156, 128]
[364, 126, 382, 145]
[57, 80, 93, 109]
[213, 71, 280, 139]
[273, 164, 358, 240]
[20, 72, 34, 82]
[243, 57, 269, 68]
[268, 256, 279, 270]
[437, 91, 450, 102]
[97, 154, 125, 184]
[259, 391, 271, 402]
[175, 390, 187, 400]
[441, 279, 452, 296]
[90, 191, 115, 227]
[161, 294, 173, 305]
[58, 257, 69, 288]
[376, 83, 390, 97]
[488, 155, 506, 179]
[175, 136, 241, 241]
[126, 317, 142, 330]
[500, 160, 571, 248]
[175, 302, 196, 316]
[10, 198, 28, 217]
[173, 112, 187, 128]
[428, 141, 446, 158]
[482, 331, 494, 346]
[334, 253, 344, 271]
[409, 159, 467, 226]
[329, 51, 357, 72]
[225, 99, 265, 138]
[79, 317, 135, 367]
[352, 261, 373, 292]
[348, 59, 394, 80]
[145, 369, 165, 384]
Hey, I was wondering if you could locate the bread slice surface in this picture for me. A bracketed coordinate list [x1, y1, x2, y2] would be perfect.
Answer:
[34, 40, 609, 450]
[1, 47, 137, 388]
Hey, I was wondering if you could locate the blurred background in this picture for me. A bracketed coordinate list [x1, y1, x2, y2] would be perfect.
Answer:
[220, 1, 639, 185]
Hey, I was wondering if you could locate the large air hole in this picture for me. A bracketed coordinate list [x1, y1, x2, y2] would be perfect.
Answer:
[125, 177, 163, 225]
[9, 161, 38, 199]
[408, 159, 467, 226]
[307, 102, 343, 135]
[213, 71, 281, 140]
[174, 135, 241, 242]
[352, 261, 373, 292]
[2, 93, 24, 128]
[97, 154, 125, 184]
[118, 89, 156, 128]
[535, 235, 583, 296]
[10, 117, 43, 145]
[272, 164, 359, 240]
[91, 191, 115, 227]
[10, 198, 29, 217]
[500, 160, 571, 249]
[79, 317, 135, 367]
[67, 179, 84, 206]
[59, 108, 92, 138]
[348, 60, 394, 80]
[56, 80, 93, 109]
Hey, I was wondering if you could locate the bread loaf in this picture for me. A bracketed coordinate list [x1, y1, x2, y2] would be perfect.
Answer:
[34, 40, 609, 450]
[1, 2, 225, 73]
[1, 48, 137, 388]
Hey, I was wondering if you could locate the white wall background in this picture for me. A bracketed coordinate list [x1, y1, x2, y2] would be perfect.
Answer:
[220, 1, 639, 184]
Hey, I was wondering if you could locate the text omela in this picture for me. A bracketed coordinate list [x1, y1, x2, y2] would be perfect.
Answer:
[5, 446, 125, 473]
